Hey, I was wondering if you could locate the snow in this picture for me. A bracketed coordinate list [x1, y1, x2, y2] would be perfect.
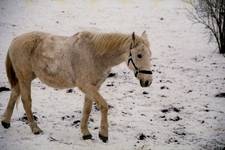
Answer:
[0, 0, 225, 149]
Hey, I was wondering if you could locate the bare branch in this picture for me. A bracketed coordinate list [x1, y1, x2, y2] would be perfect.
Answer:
[187, 0, 225, 54]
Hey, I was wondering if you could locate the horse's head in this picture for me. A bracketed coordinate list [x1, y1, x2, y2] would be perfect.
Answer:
[127, 31, 152, 87]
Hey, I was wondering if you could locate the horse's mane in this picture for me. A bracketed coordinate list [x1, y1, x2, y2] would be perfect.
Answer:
[80, 31, 147, 56]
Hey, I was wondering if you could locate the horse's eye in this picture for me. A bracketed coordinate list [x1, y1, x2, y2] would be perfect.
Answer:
[137, 54, 142, 59]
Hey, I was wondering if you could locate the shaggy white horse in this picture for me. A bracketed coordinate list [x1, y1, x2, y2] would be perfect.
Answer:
[1, 31, 152, 142]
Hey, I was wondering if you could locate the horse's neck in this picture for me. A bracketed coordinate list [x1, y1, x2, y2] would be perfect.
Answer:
[92, 33, 131, 68]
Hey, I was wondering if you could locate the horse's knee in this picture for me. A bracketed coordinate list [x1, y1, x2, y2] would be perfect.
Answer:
[83, 107, 91, 115]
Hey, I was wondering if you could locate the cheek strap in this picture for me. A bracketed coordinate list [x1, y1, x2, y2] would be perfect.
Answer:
[128, 48, 152, 77]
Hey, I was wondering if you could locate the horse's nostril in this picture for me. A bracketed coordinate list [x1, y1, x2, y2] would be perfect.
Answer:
[145, 80, 149, 86]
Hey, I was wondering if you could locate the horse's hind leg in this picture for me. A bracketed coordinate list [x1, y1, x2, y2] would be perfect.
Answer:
[1, 84, 20, 128]
[19, 79, 43, 134]
[81, 96, 93, 140]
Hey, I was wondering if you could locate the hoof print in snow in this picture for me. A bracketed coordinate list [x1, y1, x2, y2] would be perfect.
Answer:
[128, 90, 134, 93]
[106, 83, 114, 87]
[19, 113, 38, 123]
[160, 95, 167, 98]
[173, 130, 186, 136]
[187, 90, 193, 93]
[142, 91, 149, 95]
[168, 45, 172, 48]
[90, 118, 94, 122]
[0, 87, 10, 92]
[66, 89, 73, 93]
[160, 86, 169, 90]
[41, 87, 46, 90]
[122, 111, 127, 115]
[99, 134, 108, 143]
[1, 121, 10, 129]
[161, 106, 181, 113]
[173, 107, 181, 112]
[109, 104, 114, 109]
[94, 104, 113, 111]
[61, 114, 75, 120]
[71, 120, 80, 127]
[167, 137, 179, 144]
[108, 73, 116, 78]
[215, 92, 225, 98]
[161, 109, 169, 113]
[160, 115, 166, 118]
[137, 133, 146, 140]
[48, 136, 58, 142]
[74, 110, 81, 114]
[169, 116, 181, 121]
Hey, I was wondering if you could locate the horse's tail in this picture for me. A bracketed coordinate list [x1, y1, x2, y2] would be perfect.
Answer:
[6, 52, 18, 88]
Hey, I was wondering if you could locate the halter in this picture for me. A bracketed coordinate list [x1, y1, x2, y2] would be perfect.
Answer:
[128, 43, 152, 77]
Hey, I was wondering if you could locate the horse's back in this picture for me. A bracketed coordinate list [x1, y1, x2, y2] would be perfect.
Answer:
[8, 31, 48, 58]
[31, 33, 77, 88]
[7, 31, 77, 88]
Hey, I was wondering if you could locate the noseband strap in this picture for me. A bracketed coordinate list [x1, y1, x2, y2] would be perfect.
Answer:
[128, 44, 152, 77]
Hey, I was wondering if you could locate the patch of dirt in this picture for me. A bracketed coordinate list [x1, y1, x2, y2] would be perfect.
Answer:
[160, 86, 169, 90]
[71, 120, 80, 127]
[169, 116, 182, 121]
[108, 73, 117, 78]
[161, 106, 182, 113]
[19, 113, 38, 123]
[215, 93, 225, 98]
[142, 91, 149, 95]
[166, 137, 179, 144]
[137, 133, 146, 140]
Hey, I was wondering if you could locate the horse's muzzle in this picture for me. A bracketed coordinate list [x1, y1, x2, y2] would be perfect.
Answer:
[140, 79, 152, 87]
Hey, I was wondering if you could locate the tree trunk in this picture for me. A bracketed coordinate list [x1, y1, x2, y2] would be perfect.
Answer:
[219, 0, 225, 54]
[220, 40, 225, 54]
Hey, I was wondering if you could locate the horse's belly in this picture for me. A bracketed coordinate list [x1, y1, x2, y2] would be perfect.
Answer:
[33, 59, 76, 89]
[38, 73, 75, 89]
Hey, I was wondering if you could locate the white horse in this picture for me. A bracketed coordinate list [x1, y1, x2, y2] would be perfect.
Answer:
[1, 31, 152, 142]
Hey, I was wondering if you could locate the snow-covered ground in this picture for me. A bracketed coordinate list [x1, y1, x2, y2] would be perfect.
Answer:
[0, 0, 225, 149]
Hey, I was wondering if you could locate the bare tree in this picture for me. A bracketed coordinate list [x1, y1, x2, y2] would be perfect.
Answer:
[188, 0, 225, 54]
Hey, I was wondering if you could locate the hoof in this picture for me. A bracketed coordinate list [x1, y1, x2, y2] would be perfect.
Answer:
[82, 134, 92, 140]
[32, 128, 43, 135]
[99, 133, 108, 143]
[1, 121, 10, 129]
[33, 130, 43, 135]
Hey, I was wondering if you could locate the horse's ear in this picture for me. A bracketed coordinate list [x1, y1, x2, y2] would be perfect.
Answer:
[131, 32, 136, 48]
[132, 32, 136, 42]
[142, 31, 148, 39]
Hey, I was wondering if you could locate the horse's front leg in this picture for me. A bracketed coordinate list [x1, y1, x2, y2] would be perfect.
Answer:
[79, 84, 108, 143]
[81, 96, 93, 140]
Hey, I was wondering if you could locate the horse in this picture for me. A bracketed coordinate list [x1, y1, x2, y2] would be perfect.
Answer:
[1, 31, 152, 142]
